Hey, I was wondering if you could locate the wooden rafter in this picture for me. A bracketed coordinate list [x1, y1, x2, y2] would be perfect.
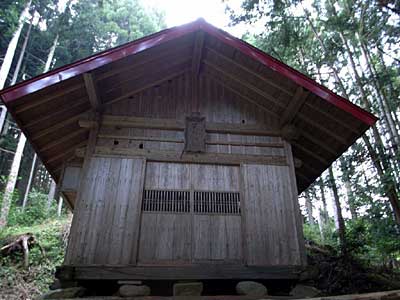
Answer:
[206, 46, 294, 97]
[31, 113, 87, 141]
[40, 128, 89, 152]
[203, 61, 286, 109]
[83, 73, 101, 110]
[104, 68, 188, 106]
[24, 97, 88, 128]
[280, 87, 309, 127]
[47, 140, 87, 164]
[96, 40, 193, 81]
[14, 84, 84, 114]
[204, 71, 279, 119]
[292, 141, 330, 165]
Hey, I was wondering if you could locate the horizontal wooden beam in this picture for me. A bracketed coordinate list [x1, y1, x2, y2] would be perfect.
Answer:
[98, 133, 284, 148]
[76, 146, 288, 166]
[57, 265, 302, 281]
[80, 115, 281, 137]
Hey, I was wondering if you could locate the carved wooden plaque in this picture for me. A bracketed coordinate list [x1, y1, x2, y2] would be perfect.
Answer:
[184, 113, 206, 152]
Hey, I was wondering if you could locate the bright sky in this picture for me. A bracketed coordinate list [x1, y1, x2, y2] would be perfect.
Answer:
[144, 0, 249, 37]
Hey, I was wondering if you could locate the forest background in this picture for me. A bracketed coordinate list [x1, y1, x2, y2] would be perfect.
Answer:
[0, 0, 399, 298]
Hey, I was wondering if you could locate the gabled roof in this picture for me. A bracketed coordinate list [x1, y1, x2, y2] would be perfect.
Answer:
[0, 19, 377, 205]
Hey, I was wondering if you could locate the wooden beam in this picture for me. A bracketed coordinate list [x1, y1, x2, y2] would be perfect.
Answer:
[79, 115, 281, 137]
[76, 146, 287, 166]
[57, 265, 302, 281]
[204, 71, 279, 119]
[31, 113, 87, 142]
[47, 141, 87, 164]
[98, 133, 284, 148]
[292, 141, 330, 165]
[280, 87, 309, 127]
[299, 131, 337, 157]
[104, 69, 188, 107]
[83, 73, 101, 110]
[40, 128, 89, 152]
[304, 101, 359, 135]
[206, 46, 294, 97]
[24, 97, 88, 129]
[14, 83, 84, 114]
[203, 61, 286, 109]
[96, 41, 193, 81]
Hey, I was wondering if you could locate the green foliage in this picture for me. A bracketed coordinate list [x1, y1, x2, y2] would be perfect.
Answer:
[0, 218, 70, 298]
[6, 189, 59, 227]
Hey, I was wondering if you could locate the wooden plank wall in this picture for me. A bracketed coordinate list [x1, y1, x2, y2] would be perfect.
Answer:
[97, 74, 284, 161]
[65, 157, 145, 265]
[241, 163, 303, 266]
[65, 73, 306, 268]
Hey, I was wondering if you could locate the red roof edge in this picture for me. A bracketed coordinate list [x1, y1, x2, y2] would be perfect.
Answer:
[0, 18, 377, 126]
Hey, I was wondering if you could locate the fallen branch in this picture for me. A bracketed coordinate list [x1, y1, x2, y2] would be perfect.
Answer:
[1, 233, 36, 268]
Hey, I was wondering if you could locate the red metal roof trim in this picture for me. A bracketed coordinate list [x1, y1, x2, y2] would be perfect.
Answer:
[0, 18, 377, 126]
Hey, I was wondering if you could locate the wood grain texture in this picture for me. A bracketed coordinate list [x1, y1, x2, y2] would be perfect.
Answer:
[241, 163, 304, 266]
[65, 157, 145, 265]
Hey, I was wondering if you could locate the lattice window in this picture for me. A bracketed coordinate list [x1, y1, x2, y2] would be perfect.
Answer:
[142, 190, 190, 213]
[194, 191, 241, 214]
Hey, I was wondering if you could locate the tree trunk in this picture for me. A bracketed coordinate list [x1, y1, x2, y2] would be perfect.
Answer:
[305, 191, 315, 226]
[339, 157, 358, 219]
[44, 34, 59, 72]
[328, 166, 346, 253]
[10, 16, 33, 86]
[318, 178, 329, 240]
[46, 180, 56, 211]
[57, 197, 63, 217]
[0, 0, 31, 132]
[22, 153, 37, 210]
[363, 135, 400, 223]
[20, 34, 59, 206]
[0, 134, 26, 229]
[302, 4, 400, 224]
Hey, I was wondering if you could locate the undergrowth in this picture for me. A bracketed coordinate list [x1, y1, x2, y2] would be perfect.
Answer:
[0, 217, 71, 300]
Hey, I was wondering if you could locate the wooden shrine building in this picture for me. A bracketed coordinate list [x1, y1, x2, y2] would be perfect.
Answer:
[0, 19, 376, 282]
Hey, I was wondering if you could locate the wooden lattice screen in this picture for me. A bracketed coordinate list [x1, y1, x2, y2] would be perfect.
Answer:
[142, 189, 240, 215]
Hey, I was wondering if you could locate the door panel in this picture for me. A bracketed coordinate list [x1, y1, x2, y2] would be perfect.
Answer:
[138, 162, 243, 265]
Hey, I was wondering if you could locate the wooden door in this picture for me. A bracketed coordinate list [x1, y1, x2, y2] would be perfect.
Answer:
[137, 162, 242, 265]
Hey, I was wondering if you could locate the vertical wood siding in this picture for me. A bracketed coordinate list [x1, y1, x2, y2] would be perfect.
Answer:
[65, 157, 145, 265]
[241, 164, 302, 266]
